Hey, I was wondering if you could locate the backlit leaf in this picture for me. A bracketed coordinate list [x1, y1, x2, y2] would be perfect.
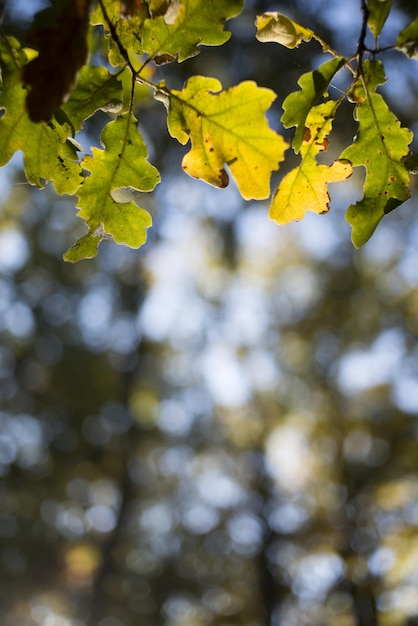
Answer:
[166, 76, 288, 200]
[0, 37, 82, 194]
[64, 232, 102, 262]
[367, 0, 392, 39]
[142, 0, 243, 62]
[270, 101, 352, 224]
[90, 0, 119, 24]
[61, 65, 123, 134]
[65, 113, 160, 262]
[281, 57, 346, 153]
[255, 11, 333, 52]
[90, 0, 147, 61]
[340, 63, 412, 247]
[255, 12, 315, 49]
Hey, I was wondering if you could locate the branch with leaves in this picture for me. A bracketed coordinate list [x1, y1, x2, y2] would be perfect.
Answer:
[0, 0, 417, 261]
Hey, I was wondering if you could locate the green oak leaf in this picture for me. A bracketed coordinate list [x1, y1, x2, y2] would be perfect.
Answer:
[396, 17, 418, 60]
[270, 101, 352, 223]
[64, 232, 102, 262]
[142, 0, 243, 62]
[65, 113, 160, 262]
[340, 71, 412, 247]
[0, 37, 82, 194]
[281, 57, 346, 153]
[61, 65, 123, 134]
[367, 0, 392, 39]
[166, 76, 288, 200]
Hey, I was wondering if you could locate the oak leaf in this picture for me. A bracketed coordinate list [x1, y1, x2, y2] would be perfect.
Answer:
[281, 57, 346, 153]
[340, 92, 412, 246]
[65, 114, 160, 262]
[270, 101, 352, 224]
[61, 65, 123, 134]
[0, 37, 82, 194]
[166, 76, 288, 200]
[142, 0, 243, 62]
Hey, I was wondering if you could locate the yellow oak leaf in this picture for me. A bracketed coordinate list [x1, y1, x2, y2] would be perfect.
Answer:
[270, 101, 352, 223]
[166, 76, 288, 200]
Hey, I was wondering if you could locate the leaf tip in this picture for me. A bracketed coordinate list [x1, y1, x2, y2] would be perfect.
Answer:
[63, 232, 102, 263]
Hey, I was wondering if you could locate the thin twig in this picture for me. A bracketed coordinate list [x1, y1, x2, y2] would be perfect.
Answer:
[356, 0, 369, 76]
[364, 44, 394, 54]
[97, 0, 134, 73]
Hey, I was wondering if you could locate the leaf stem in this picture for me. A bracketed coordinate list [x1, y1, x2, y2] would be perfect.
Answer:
[136, 56, 153, 76]
[134, 71, 173, 101]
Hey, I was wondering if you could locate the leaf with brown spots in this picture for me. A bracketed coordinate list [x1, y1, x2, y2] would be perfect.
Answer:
[270, 101, 352, 224]
[166, 76, 288, 200]
[340, 61, 413, 247]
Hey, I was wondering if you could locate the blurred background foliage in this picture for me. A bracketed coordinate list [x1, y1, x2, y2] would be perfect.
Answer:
[1, 1, 418, 625]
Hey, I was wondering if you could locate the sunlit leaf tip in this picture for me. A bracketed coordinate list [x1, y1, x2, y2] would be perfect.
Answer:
[63, 232, 102, 263]
[367, 0, 392, 39]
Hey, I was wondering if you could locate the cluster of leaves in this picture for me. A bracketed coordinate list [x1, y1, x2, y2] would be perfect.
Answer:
[0, 0, 417, 260]
[257, 4, 417, 247]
